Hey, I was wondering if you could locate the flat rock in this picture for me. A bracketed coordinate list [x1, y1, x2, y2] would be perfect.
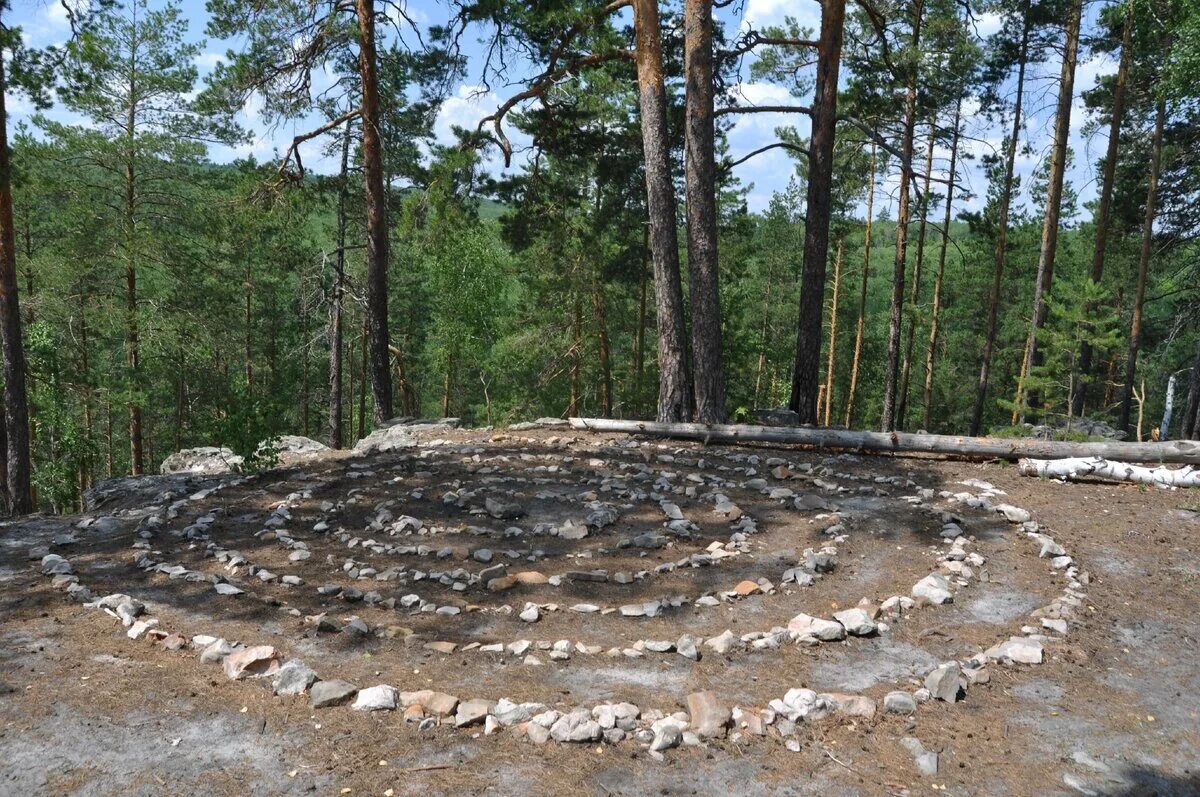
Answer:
[310, 679, 358, 708]
[272, 660, 319, 695]
[353, 685, 399, 711]
[455, 698, 495, 727]
[222, 646, 280, 680]
[984, 636, 1043, 664]
[787, 613, 846, 641]
[833, 608, 877, 636]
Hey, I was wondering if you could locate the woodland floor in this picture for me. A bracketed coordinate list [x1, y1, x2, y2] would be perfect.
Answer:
[0, 427, 1197, 797]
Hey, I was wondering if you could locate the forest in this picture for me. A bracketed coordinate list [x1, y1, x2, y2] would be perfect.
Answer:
[0, 0, 1198, 514]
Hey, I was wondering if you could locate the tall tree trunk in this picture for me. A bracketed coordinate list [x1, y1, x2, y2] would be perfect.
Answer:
[357, 321, 368, 439]
[897, 117, 938, 429]
[788, 0, 846, 424]
[754, 280, 774, 407]
[1073, 0, 1133, 417]
[244, 262, 253, 389]
[1119, 98, 1166, 433]
[355, 0, 393, 425]
[823, 238, 844, 427]
[880, 0, 924, 432]
[300, 272, 310, 435]
[0, 53, 31, 513]
[569, 298, 582, 416]
[79, 290, 94, 488]
[683, 0, 726, 423]
[173, 348, 183, 452]
[632, 0, 692, 422]
[328, 122, 351, 448]
[1021, 0, 1082, 418]
[922, 97, 962, 431]
[105, 401, 114, 478]
[1183, 340, 1200, 439]
[844, 142, 876, 428]
[592, 274, 613, 417]
[634, 230, 649, 402]
[441, 350, 454, 418]
[346, 333, 355, 438]
[970, 16, 1030, 435]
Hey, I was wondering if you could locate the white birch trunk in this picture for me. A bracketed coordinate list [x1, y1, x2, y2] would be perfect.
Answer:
[1018, 456, 1200, 487]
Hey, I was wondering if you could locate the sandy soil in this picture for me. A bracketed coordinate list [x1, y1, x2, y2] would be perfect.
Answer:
[0, 428, 1197, 797]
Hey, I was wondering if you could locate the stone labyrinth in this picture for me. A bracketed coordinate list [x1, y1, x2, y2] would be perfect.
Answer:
[33, 424, 1090, 762]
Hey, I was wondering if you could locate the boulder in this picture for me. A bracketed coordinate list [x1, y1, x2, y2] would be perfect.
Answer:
[160, 447, 244, 476]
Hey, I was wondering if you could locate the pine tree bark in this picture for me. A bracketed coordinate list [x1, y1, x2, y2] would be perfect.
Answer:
[880, 0, 924, 432]
[244, 262, 253, 389]
[754, 280, 774, 407]
[1073, 0, 1133, 417]
[355, 0, 393, 426]
[970, 16, 1030, 435]
[0, 53, 31, 513]
[632, 0, 692, 422]
[1021, 0, 1083, 418]
[788, 0, 846, 425]
[922, 97, 962, 431]
[592, 273, 613, 417]
[1183, 340, 1200, 439]
[823, 238, 844, 427]
[683, 0, 726, 423]
[328, 121, 351, 449]
[1119, 98, 1166, 433]
[634, 228, 649, 401]
[845, 142, 876, 428]
[357, 321, 368, 440]
[897, 117, 938, 429]
[569, 298, 582, 417]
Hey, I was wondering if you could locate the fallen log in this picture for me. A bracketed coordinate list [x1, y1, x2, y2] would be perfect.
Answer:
[1017, 457, 1200, 487]
[567, 418, 1200, 465]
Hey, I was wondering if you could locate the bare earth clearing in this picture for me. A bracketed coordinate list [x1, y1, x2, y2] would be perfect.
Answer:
[0, 426, 1197, 796]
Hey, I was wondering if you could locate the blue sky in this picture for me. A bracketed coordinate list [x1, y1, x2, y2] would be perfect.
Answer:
[7, 0, 1119, 219]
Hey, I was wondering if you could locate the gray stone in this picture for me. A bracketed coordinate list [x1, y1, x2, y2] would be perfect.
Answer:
[787, 613, 846, 641]
[272, 660, 318, 695]
[650, 723, 683, 751]
[485, 496, 525, 520]
[924, 662, 962, 702]
[832, 608, 877, 636]
[995, 504, 1031, 523]
[704, 630, 739, 654]
[455, 698, 495, 727]
[676, 634, 700, 661]
[912, 573, 952, 605]
[352, 684, 398, 711]
[310, 679, 358, 708]
[160, 446, 243, 475]
[884, 691, 917, 714]
[984, 636, 1043, 664]
[550, 710, 602, 743]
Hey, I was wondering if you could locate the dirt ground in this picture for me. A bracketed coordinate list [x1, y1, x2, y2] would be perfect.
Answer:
[0, 427, 1197, 797]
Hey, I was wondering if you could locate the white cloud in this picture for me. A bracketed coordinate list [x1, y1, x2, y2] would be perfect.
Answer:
[739, 0, 821, 34]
